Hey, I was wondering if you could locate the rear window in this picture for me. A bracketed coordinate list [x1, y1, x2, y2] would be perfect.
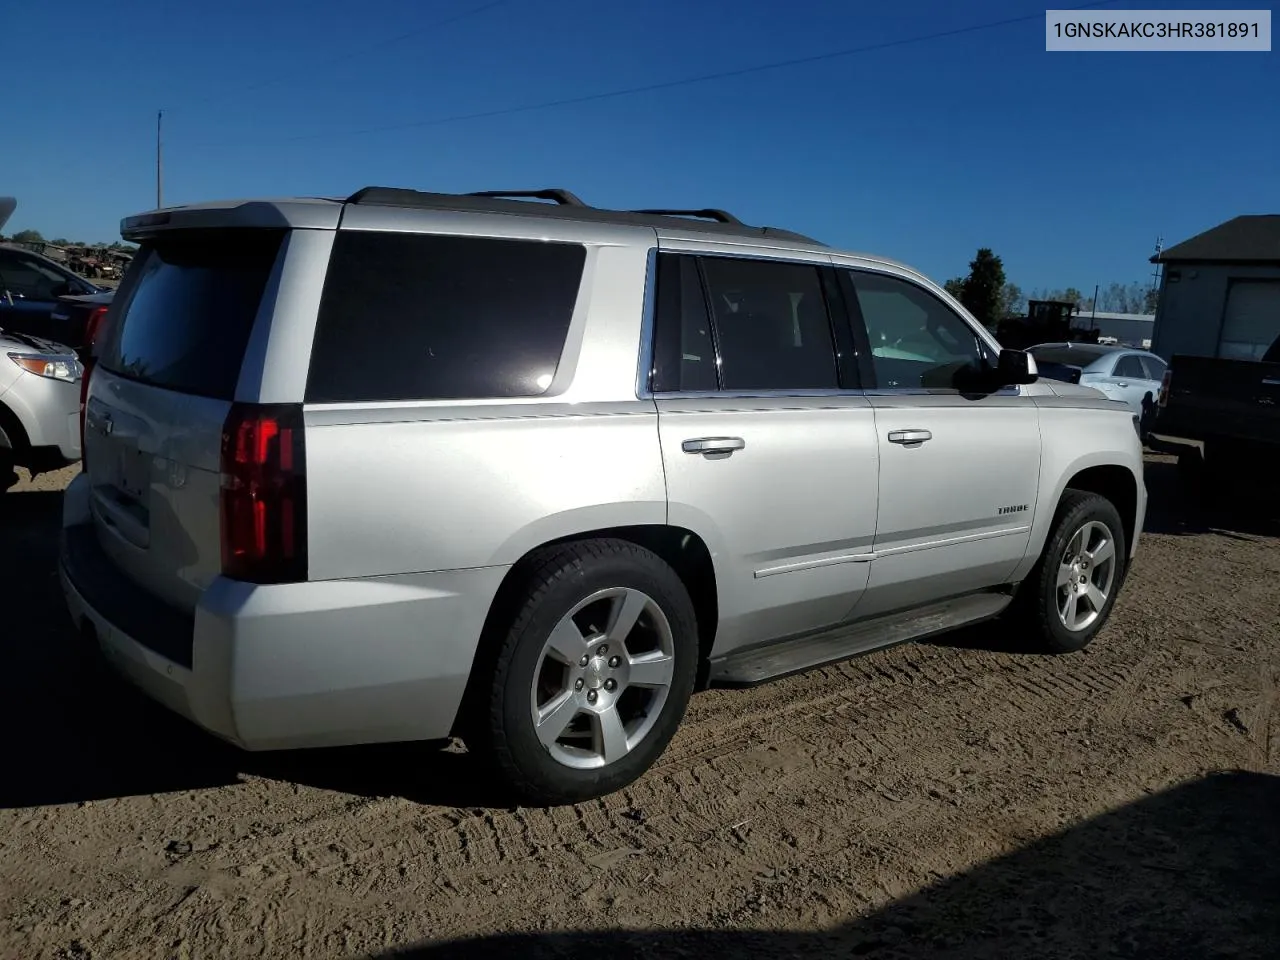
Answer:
[98, 230, 284, 400]
[305, 231, 586, 403]
[1028, 346, 1110, 367]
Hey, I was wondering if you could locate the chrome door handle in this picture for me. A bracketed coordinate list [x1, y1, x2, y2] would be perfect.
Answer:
[887, 429, 932, 445]
[1116, 381, 1129, 387]
[682, 436, 745, 456]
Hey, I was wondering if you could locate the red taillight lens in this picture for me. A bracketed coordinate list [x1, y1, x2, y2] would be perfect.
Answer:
[84, 305, 110, 348]
[79, 358, 94, 467]
[219, 403, 308, 584]
[1158, 368, 1172, 408]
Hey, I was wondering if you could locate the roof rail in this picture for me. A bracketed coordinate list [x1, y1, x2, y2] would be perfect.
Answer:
[630, 208, 744, 225]
[341, 186, 825, 246]
[465, 189, 587, 207]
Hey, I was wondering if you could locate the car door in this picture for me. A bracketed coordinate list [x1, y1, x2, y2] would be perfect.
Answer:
[0, 249, 80, 338]
[1104, 354, 1152, 416]
[838, 266, 1042, 620]
[650, 248, 880, 653]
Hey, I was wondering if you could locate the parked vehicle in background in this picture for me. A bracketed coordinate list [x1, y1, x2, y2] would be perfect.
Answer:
[60, 186, 1146, 805]
[1156, 339, 1280, 498]
[1028, 342, 1167, 438]
[0, 325, 83, 487]
[48, 289, 114, 361]
[1, 241, 106, 342]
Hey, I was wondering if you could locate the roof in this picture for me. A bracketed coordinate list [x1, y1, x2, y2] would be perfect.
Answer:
[1153, 215, 1280, 264]
[123, 187, 827, 249]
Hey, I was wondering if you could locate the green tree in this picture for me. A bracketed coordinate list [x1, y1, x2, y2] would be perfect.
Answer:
[943, 277, 965, 300]
[958, 248, 1007, 328]
[998, 282, 1025, 319]
[11, 229, 43, 244]
[1143, 287, 1159, 314]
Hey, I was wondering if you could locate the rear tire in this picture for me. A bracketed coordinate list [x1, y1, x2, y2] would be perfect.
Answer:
[470, 538, 699, 806]
[1007, 490, 1127, 654]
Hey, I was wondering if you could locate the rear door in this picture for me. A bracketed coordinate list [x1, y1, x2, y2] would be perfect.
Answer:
[651, 248, 880, 652]
[1105, 354, 1152, 415]
[83, 229, 286, 612]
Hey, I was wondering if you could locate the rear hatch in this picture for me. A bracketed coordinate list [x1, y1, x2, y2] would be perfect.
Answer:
[83, 229, 285, 612]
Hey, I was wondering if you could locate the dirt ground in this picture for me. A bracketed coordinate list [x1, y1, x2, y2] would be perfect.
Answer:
[1, 448, 1277, 960]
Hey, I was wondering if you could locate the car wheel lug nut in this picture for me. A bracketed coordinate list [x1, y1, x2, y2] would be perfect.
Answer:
[575, 678, 584, 691]
[579, 655, 589, 667]
[604, 679, 616, 692]
[597, 644, 608, 656]
[587, 690, 597, 703]
[609, 656, 620, 668]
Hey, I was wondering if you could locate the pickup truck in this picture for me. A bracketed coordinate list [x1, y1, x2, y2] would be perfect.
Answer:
[1157, 340, 1280, 495]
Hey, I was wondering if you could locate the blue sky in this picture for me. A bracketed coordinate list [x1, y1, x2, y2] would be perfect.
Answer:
[4, 0, 1276, 292]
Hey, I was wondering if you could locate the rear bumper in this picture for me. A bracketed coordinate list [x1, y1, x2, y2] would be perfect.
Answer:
[59, 475, 508, 751]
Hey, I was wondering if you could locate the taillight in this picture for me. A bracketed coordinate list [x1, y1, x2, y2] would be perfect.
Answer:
[219, 403, 308, 584]
[83, 305, 110, 348]
[1158, 368, 1172, 408]
[79, 359, 94, 468]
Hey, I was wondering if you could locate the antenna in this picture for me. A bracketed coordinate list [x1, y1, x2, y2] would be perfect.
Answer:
[1149, 235, 1163, 296]
[156, 110, 164, 210]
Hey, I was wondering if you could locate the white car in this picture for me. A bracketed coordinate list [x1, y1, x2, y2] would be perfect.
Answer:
[1028, 342, 1167, 436]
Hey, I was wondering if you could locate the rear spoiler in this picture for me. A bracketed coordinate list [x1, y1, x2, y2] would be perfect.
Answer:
[120, 199, 342, 242]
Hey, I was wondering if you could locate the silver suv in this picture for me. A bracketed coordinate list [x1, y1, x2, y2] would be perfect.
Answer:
[60, 187, 1146, 805]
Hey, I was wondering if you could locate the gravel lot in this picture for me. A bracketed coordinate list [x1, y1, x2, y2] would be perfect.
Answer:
[1, 449, 1277, 959]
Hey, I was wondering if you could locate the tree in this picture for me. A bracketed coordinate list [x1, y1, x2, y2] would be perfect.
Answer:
[11, 229, 43, 244]
[957, 248, 1006, 328]
[1143, 287, 1159, 314]
[998, 282, 1025, 319]
[943, 277, 965, 300]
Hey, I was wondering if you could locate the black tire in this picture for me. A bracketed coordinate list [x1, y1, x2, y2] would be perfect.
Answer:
[1007, 490, 1128, 654]
[0, 444, 16, 492]
[470, 538, 699, 806]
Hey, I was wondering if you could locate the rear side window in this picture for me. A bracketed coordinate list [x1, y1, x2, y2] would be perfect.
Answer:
[98, 230, 284, 400]
[700, 256, 839, 391]
[1113, 355, 1146, 379]
[306, 231, 586, 403]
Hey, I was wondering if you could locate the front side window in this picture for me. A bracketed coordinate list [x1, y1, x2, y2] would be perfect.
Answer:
[848, 270, 992, 390]
[699, 256, 839, 391]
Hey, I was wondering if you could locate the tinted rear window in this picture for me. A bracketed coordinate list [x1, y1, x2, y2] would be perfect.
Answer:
[98, 230, 284, 400]
[305, 231, 586, 403]
[1028, 346, 1110, 367]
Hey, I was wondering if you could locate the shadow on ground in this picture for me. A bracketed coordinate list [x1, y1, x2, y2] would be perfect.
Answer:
[0, 489, 506, 810]
[1, 444, 1274, 808]
[369, 770, 1280, 959]
[1142, 437, 1279, 539]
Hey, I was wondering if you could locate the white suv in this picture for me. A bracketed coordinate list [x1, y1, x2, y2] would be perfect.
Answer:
[61, 187, 1146, 805]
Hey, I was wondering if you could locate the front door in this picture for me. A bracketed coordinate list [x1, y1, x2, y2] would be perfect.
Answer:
[838, 267, 1042, 619]
[650, 249, 880, 652]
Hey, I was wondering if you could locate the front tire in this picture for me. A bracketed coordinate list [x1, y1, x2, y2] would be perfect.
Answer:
[1009, 490, 1127, 654]
[471, 538, 699, 806]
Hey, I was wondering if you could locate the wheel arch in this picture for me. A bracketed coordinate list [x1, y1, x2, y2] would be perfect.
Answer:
[453, 523, 721, 737]
[1059, 464, 1139, 563]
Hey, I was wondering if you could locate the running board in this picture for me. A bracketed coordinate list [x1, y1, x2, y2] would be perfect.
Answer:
[708, 592, 1012, 688]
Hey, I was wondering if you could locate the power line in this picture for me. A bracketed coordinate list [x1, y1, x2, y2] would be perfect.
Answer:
[174, 0, 514, 109]
[284, 0, 1121, 144]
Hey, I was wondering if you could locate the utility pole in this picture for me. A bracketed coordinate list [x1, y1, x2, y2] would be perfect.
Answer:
[156, 110, 164, 210]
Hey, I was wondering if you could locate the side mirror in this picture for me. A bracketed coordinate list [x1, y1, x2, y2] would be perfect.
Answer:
[998, 349, 1039, 386]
